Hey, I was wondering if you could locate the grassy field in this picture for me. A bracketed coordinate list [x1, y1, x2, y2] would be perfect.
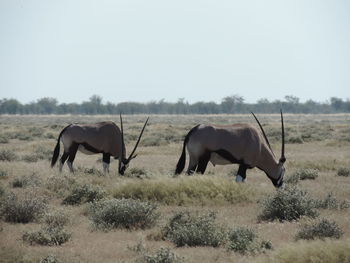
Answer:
[0, 114, 350, 263]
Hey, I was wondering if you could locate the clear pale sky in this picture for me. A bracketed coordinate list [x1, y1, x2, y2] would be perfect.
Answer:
[0, 0, 349, 104]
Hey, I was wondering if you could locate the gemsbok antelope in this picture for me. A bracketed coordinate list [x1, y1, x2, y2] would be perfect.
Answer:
[175, 111, 286, 187]
[51, 115, 149, 175]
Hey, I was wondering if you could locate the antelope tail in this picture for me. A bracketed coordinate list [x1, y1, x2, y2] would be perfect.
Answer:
[51, 124, 71, 167]
[175, 125, 199, 174]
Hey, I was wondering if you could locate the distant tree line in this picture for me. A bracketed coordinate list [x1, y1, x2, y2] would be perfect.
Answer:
[1, 95, 350, 115]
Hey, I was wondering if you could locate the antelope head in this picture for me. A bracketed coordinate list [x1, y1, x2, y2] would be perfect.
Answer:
[119, 114, 149, 175]
[252, 110, 286, 188]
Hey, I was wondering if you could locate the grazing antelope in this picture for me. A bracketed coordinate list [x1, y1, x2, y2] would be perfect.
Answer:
[51, 115, 149, 175]
[175, 111, 286, 188]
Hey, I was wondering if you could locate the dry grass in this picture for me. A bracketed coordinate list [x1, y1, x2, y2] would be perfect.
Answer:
[0, 114, 350, 263]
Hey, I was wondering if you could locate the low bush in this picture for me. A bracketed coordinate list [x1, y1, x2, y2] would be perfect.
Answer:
[284, 173, 300, 185]
[286, 135, 303, 144]
[43, 210, 69, 229]
[142, 247, 184, 263]
[62, 184, 106, 205]
[295, 218, 344, 240]
[129, 241, 184, 263]
[163, 211, 226, 247]
[82, 167, 104, 176]
[0, 135, 9, 144]
[11, 173, 41, 188]
[89, 198, 159, 230]
[0, 192, 47, 223]
[22, 154, 39, 163]
[293, 168, 319, 180]
[269, 239, 350, 263]
[23, 226, 71, 246]
[227, 227, 272, 254]
[23, 209, 71, 246]
[46, 175, 77, 197]
[314, 193, 340, 210]
[124, 167, 148, 178]
[113, 176, 253, 205]
[337, 167, 350, 177]
[258, 186, 318, 221]
[0, 149, 17, 161]
[40, 255, 61, 263]
[0, 169, 8, 177]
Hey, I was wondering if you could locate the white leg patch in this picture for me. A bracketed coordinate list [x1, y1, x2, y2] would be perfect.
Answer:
[103, 162, 109, 174]
[59, 162, 63, 172]
[67, 161, 74, 173]
[236, 175, 244, 182]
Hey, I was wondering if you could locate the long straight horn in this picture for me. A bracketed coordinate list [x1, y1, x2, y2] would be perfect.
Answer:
[120, 114, 125, 159]
[251, 112, 274, 155]
[126, 117, 149, 162]
[280, 109, 286, 163]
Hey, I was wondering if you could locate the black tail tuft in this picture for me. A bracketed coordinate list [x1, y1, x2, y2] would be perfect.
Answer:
[175, 125, 200, 175]
[51, 124, 71, 168]
[51, 140, 60, 167]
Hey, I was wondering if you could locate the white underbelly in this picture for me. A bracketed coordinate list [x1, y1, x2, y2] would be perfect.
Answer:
[210, 153, 232, 165]
[78, 145, 96, 155]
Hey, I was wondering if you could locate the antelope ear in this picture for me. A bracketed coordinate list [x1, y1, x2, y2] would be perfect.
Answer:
[131, 154, 138, 160]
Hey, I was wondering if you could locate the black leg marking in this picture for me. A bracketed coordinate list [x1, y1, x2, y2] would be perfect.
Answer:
[67, 143, 79, 172]
[237, 164, 249, 180]
[197, 151, 211, 174]
[60, 152, 69, 165]
[103, 153, 111, 164]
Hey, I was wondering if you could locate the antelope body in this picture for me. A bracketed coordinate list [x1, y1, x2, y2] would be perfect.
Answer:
[175, 112, 286, 187]
[51, 116, 148, 175]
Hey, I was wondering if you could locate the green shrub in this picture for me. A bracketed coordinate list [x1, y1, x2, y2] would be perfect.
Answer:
[258, 186, 318, 221]
[0, 149, 17, 161]
[46, 175, 77, 197]
[141, 137, 165, 147]
[22, 154, 39, 163]
[294, 168, 319, 180]
[142, 247, 184, 263]
[337, 167, 350, 177]
[43, 210, 69, 229]
[23, 209, 71, 246]
[40, 255, 61, 263]
[62, 184, 106, 205]
[82, 167, 104, 176]
[0, 184, 5, 198]
[295, 218, 343, 240]
[270, 239, 350, 263]
[0, 135, 9, 144]
[124, 167, 148, 178]
[163, 211, 226, 247]
[23, 226, 71, 246]
[88, 198, 159, 230]
[284, 173, 300, 185]
[314, 193, 340, 210]
[0, 192, 47, 223]
[0, 169, 8, 178]
[11, 173, 41, 188]
[227, 227, 272, 254]
[113, 176, 253, 205]
[287, 136, 303, 144]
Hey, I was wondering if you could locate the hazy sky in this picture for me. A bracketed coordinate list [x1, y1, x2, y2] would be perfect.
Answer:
[1, 0, 349, 104]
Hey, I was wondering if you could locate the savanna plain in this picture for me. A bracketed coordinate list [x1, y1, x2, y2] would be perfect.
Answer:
[0, 114, 350, 263]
